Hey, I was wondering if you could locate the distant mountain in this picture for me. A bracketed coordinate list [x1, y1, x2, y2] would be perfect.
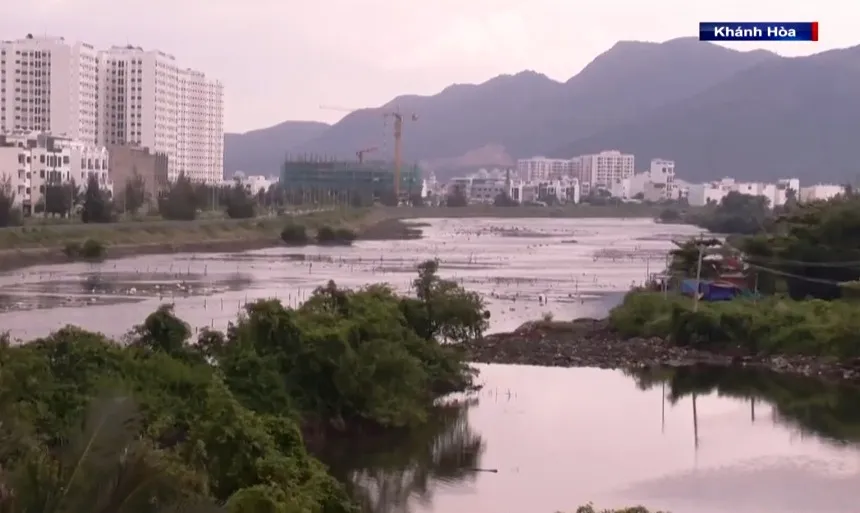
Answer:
[421, 144, 515, 181]
[292, 38, 776, 163]
[223, 121, 329, 177]
[552, 46, 860, 183]
[224, 38, 860, 183]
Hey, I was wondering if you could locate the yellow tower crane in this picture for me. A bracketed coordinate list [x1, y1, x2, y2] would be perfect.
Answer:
[320, 105, 418, 200]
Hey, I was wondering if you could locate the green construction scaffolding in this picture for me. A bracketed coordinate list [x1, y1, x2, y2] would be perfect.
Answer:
[280, 156, 422, 205]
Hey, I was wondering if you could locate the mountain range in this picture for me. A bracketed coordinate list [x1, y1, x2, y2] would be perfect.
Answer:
[224, 37, 860, 184]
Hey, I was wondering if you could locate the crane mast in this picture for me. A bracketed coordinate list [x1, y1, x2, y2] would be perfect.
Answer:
[319, 104, 418, 201]
[384, 109, 418, 200]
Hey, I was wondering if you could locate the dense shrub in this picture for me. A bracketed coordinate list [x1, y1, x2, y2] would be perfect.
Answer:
[62, 238, 106, 261]
[316, 225, 356, 245]
[0, 261, 485, 512]
[280, 223, 309, 245]
[610, 291, 860, 358]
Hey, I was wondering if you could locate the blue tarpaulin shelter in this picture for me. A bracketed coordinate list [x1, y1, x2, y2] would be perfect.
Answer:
[680, 279, 741, 301]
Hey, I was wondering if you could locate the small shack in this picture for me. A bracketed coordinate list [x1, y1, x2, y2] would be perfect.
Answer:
[680, 279, 742, 302]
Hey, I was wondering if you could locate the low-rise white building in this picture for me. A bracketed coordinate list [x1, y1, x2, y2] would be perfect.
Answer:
[800, 184, 844, 202]
[688, 177, 801, 208]
[226, 173, 273, 195]
[608, 158, 676, 201]
[446, 175, 581, 205]
[0, 131, 111, 213]
[687, 178, 736, 207]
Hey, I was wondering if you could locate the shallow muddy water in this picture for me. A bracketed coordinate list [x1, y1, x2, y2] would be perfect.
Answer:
[0, 217, 701, 339]
[331, 364, 860, 513]
[0, 217, 856, 512]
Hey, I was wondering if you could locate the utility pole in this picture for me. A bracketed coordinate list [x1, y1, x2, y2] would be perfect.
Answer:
[693, 243, 705, 312]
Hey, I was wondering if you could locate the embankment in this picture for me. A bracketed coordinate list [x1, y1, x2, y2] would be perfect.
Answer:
[0, 208, 421, 271]
[466, 318, 860, 382]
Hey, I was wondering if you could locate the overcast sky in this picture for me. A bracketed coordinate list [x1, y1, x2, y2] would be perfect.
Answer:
[5, 0, 853, 133]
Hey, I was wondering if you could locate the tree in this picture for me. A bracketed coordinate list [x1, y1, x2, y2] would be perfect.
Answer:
[409, 193, 425, 207]
[493, 192, 518, 207]
[224, 181, 256, 219]
[44, 182, 77, 218]
[81, 174, 113, 223]
[741, 194, 860, 299]
[691, 191, 770, 235]
[158, 173, 197, 221]
[0, 396, 218, 513]
[379, 189, 399, 207]
[658, 207, 681, 223]
[445, 187, 468, 207]
[0, 175, 20, 227]
[123, 169, 148, 214]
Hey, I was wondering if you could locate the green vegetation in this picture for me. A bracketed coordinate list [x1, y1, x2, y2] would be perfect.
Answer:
[62, 238, 106, 261]
[610, 291, 860, 358]
[316, 225, 357, 246]
[81, 174, 114, 223]
[674, 190, 771, 234]
[0, 261, 486, 512]
[281, 223, 310, 245]
[612, 192, 860, 359]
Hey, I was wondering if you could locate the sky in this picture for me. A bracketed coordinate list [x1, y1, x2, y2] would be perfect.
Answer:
[5, 0, 854, 133]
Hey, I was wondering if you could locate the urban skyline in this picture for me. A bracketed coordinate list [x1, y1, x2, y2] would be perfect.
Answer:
[0, 33, 224, 183]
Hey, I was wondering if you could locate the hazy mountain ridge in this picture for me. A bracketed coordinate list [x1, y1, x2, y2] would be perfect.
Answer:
[223, 38, 860, 183]
[224, 120, 329, 176]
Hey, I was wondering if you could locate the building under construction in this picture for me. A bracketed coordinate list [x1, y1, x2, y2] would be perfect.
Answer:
[280, 154, 422, 205]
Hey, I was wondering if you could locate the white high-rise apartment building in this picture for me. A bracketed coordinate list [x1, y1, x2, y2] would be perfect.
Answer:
[577, 150, 635, 189]
[0, 34, 100, 146]
[516, 157, 575, 181]
[176, 69, 224, 183]
[1, 36, 224, 185]
[97, 46, 225, 183]
[97, 45, 180, 178]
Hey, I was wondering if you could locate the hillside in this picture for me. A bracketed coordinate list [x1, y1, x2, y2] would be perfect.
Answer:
[293, 38, 775, 163]
[223, 121, 329, 177]
[223, 38, 860, 183]
[552, 47, 860, 183]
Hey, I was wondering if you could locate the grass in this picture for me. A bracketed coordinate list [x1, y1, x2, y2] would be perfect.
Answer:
[0, 217, 286, 249]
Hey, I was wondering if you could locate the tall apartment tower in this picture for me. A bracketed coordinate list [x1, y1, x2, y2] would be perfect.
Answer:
[0, 34, 99, 145]
[97, 45, 224, 182]
[97, 45, 180, 178]
[578, 150, 635, 188]
[176, 69, 224, 183]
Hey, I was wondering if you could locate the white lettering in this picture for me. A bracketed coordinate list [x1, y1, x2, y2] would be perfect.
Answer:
[767, 26, 797, 38]
[713, 25, 763, 39]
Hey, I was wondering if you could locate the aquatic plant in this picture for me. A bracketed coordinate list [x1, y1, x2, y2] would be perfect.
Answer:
[0, 261, 484, 512]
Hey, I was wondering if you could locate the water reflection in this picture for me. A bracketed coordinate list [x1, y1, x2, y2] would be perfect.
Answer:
[321, 399, 485, 513]
[627, 364, 860, 445]
[329, 365, 860, 513]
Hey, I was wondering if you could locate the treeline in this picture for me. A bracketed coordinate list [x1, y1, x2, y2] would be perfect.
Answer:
[0, 173, 288, 228]
[0, 261, 488, 512]
[611, 191, 860, 359]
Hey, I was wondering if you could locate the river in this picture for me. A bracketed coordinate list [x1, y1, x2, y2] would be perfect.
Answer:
[1, 217, 857, 512]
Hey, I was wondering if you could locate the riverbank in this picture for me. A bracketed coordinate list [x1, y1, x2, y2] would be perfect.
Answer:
[466, 317, 860, 382]
[0, 208, 421, 272]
